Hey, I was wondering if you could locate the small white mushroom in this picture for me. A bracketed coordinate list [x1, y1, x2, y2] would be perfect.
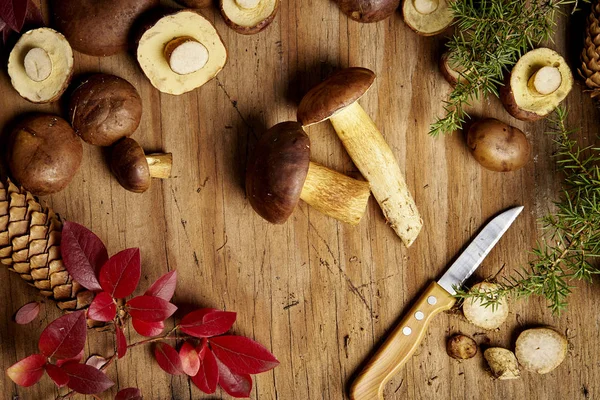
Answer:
[484, 348, 521, 380]
[515, 328, 568, 374]
[462, 282, 509, 330]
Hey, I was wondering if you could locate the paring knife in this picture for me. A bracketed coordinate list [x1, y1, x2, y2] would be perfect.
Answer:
[350, 206, 524, 400]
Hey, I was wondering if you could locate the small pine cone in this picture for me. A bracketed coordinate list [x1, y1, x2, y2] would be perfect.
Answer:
[0, 178, 94, 311]
[581, 0, 600, 98]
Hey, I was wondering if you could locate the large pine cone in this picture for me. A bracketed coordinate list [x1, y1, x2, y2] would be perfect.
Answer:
[581, 0, 600, 97]
[0, 178, 93, 310]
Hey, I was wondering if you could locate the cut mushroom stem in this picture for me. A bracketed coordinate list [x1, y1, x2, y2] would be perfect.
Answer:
[414, 0, 438, 14]
[236, 0, 260, 8]
[24, 48, 53, 82]
[164, 37, 209, 75]
[147, 153, 173, 179]
[528, 66, 562, 96]
[300, 162, 371, 226]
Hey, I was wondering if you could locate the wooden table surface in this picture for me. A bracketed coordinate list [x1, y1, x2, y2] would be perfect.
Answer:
[1, 1, 599, 399]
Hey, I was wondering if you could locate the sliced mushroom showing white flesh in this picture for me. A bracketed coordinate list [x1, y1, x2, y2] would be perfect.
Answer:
[403, 0, 454, 36]
[220, 0, 279, 34]
[137, 10, 227, 95]
[8, 28, 74, 103]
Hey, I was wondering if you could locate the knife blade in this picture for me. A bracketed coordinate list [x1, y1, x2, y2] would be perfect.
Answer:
[350, 206, 524, 400]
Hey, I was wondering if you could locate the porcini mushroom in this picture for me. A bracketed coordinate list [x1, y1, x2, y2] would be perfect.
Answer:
[137, 10, 228, 95]
[51, 0, 159, 57]
[439, 51, 465, 87]
[298, 68, 422, 247]
[220, 0, 280, 34]
[500, 48, 573, 121]
[246, 122, 371, 225]
[8, 114, 83, 196]
[7, 28, 74, 104]
[402, 0, 453, 36]
[110, 138, 173, 193]
[69, 74, 143, 147]
[337, 0, 400, 23]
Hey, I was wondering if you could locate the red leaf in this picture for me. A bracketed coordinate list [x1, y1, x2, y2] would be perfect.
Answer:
[61, 362, 114, 394]
[115, 388, 143, 400]
[209, 335, 279, 375]
[132, 318, 164, 337]
[197, 338, 208, 359]
[126, 296, 177, 322]
[144, 271, 177, 301]
[179, 342, 200, 376]
[116, 325, 127, 359]
[191, 345, 218, 394]
[45, 364, 69, 388]
[38, 311, 87, 360]
[56, 349, 84, 367]
[88, 292, 117, 322]
[85, 354, 109, 370]
[14, 301, 40, 324]
[0, 0, 27, 32]
[154, 343, 184, 376]
[99, 248, 141, 299]
[6, 354, 47, 387]
[215, 357, 252, 398]
[61, 222, 108, 291]
[179, 309, 236, 338]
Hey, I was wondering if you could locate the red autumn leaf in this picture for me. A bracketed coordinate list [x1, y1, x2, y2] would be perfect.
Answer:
[126, 296, 177, 322]
[99, 248, 141, 299]
[56, 349, 84, 367]
[0, 0, 27, 32]
[144, 270, 177, 301]
[38, 311, 87, 360]
[45, 364, 69, 388]
[154, 343, 184, 376]
[116, 325, 127, 359]
[179, 342, 200, 376]
[132, 318, 164, 337]
[61, 222, 108, 291]
[179, 309, 236, 338]
[88, 292, 117, 322]
[6, 354, 47, 387]
[14, 301, 40, 324]
[85, 354, 109, 370]
[115, 388, 143, 400]
[191, 345, 218, 394]
[61, 362, 114, 394]
[215, 357, 252, 398]
[209, 335, 279, 375]
[197, 338, 208, 359]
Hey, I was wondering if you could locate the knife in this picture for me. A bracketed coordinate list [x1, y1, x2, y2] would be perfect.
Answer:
[350, 206, 524, 400]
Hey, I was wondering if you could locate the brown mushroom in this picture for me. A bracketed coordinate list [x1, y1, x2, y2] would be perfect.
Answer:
[246, 122, 371, 225]
[439, 51, 466, 87]
[446, 334, 478, 360]
[402, 0, 454, 36]
[51, 0, 159, 57]
[7, 28, 74, 104]
[220, 0, 280, 34]
[337, 0, 400, 23]
[7, 114, 83, 196]
[69, 74, 143, 147]
[177, 0, 212, 7]
[297, 68, 422, 247]
[110, 138, 173, 193]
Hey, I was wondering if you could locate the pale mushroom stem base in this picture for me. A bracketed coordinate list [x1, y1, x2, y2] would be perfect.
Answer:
[300, 162, 371, 226]
[147, 153, 173, 179]
[329, 101, 422, 246]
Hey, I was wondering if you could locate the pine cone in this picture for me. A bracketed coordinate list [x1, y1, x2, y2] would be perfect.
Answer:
[0, 178, 94, 310]
[581, 0, 600, 98]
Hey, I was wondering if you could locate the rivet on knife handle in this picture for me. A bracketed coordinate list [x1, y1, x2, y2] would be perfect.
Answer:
[350, 282, 455, 400]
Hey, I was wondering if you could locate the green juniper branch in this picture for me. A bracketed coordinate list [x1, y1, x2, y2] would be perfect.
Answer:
[455, 107, 600, 313]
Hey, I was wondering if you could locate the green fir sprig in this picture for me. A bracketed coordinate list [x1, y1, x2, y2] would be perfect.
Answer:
[429, 0, 583, 137]
[455, 107, 600, 313]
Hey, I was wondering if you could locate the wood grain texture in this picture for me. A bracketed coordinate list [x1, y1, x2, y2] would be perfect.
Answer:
[0, 1, 599, 399]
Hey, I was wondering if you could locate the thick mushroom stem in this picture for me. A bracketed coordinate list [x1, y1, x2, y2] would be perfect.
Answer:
[300, 162, 371, 226]
[146, 153, 173, 179]
[164, 37, 209, 75]
[236, 0, 260, 9]
[527, 66, 562, 96]
[24, 48, 53, 82]
[328, 101, 422, 246]
[413, 0, 438, 14]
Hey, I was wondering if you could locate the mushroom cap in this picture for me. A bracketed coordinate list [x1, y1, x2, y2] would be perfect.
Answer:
[297, 67, 375, 126]
[246, 122, 311, 224]
[338, 0, 400, 23]
[110, 138, 151, 193]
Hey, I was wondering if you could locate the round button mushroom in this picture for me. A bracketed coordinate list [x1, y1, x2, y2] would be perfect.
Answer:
[69, 74, 143, 147]
[337, 0, 400, 23]
[110, 138, 173, 193]
[220, 0, 280, 34]
[402, 0, 454, 36]
[298, 68, 422, 247]
[246, 122, 371, 225]
[7, 28, 74, 104]
[8, 114, 83, 196]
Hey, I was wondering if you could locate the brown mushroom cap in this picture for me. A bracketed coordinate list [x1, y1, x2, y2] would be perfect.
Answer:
[338, 0, 400, 23]
[8, 114, 83, 196]
[297, 67, 375, 126]
[110, 138, 151, 193]
[69, 74, 143, 147]
[246, 122, 311, 224]
[177, 0, 212, 7]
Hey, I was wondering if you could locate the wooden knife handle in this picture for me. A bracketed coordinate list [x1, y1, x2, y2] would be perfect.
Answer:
[350, 281, 456, 400]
